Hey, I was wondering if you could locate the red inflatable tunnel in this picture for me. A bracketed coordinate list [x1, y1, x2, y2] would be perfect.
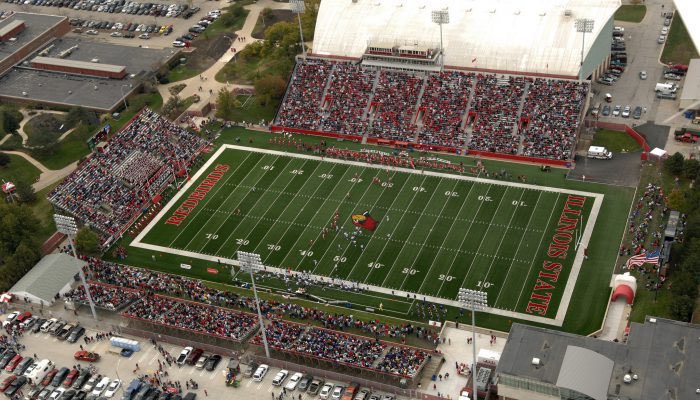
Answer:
[611, 284, 635, 304]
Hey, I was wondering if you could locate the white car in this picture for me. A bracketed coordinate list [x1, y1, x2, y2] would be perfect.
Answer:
[285, 372, 303, 391]
[49, 387, 65, 400]
[92, 376, 111, 396]
[104, 379, 121, 398]
[613, 26, 624, 32]
[621, 105, 631, 118]
[661, 26, 669, 35]
[658, 35, 666, 44]
[138, 33, 150, 40]
[110, 32, 122, 37]
[177, 347, 192, 365]
[85, 29, 99, 35]
[331, 384, 344, 400]
[612, 105, 621, 117]
[639, 71, 647, 80]
[40, 318, 58, 333]
[172, 41, 185, 47]
[271, 370, 288, 386]
[252, 364, 269, 382]
[3, 311, 20, 327]
[319, 383, 334, 400]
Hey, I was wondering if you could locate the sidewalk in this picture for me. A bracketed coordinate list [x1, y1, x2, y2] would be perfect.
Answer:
[158, 0, 290, 110]
[0, 150, 77, 191]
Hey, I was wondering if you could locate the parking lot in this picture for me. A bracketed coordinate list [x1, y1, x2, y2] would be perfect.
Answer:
[0, 0, 225, 49]
[0, 310, 411, 400]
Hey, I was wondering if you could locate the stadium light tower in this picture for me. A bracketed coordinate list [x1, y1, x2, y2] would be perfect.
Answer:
[53, 214, 98, 321]
[458, 288, 488, 400]
[237, 251, 270, 358]
[290, 0, 306, 59]
[432, 8, 450, 72]
[575, 18, 594, 70]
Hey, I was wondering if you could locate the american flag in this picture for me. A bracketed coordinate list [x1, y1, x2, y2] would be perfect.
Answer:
[625, 249, 660, 269]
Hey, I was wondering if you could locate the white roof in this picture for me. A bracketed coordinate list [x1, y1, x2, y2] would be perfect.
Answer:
[312, 0, 620, 77]
[673, 0, 700, 54]
[679, 58, 700, 101]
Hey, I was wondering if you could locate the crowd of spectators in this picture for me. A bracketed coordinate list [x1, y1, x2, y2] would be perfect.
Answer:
[274, 59, 589, 161]
[64, 282, 139, 311]
[368, 70, 422, 141]
[122, 294, 257, 341]
[275, 60, 333, 130]
[417, 71, 474, 148]
[467, 75, 526, 155]
[375, 346, 427, 377]
[520, 78, 588, 160]
[319, 64, 376, 135]
[83, 259, 439, 344]
[48, 109, 206, 240]
[621, 183, 667, 258]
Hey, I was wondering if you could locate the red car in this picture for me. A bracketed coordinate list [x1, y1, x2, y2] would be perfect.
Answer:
[0, 375, 16, 392]
[62, 369, 79, 387]
[74, 351, 100, 362]
[41, 369, 58, 387]
[15, 312, 32, 324]
[5, 355, 23, 372]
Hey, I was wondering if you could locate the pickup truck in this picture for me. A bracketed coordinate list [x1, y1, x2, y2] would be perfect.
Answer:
[674, 132, 700, 143]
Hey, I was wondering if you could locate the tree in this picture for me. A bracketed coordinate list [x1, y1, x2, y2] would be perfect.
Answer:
[669, 295, 695, 321]
[0, 152, 10, 167]
[0, 203, 41, 291]
[75, 227, 101, 257]
[66, 107, 98, 128]
[666, 188, 686, 212]
[260, 7, 272, 27]
[683, 158, 700, 180]
[14, 181, 36, 204]
[27, 129, 58, 158]
[215, 89, 242, 121]
[254, 75, 287, 106]
[665, 152, 685, 176]
[0, 107, 22, 134]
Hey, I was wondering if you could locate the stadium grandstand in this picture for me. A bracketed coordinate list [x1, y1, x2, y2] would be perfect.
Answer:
[272, 0, 620, 164]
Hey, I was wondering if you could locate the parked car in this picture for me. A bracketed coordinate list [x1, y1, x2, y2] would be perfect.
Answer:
[74, 351, 100, 362]
[185, 349, 203, 366]
[5, 376, 27, 396]
[639, 70, 647, 80]
[308, 379, 324, 396]
[85, 29, 99, 35]
[319, 383, 334, 400]
[621, 105, 631, 118]
[176, 348, 191, 365]
[14, 356, 34, 375]
[602, 105, 611, 116]
[612, 105, 621, 116]
[92, 377, 110, 396]
[5, 354, 24, 372]
[297, 375, 313, 392]
[72, 371, 91, 390]
[285, 373, 303, 391]
[41, 369, 58, 387]
[203, 355, 221, 371]
[52, 368, 70, 387]
[194, 354, 209, 370]
[331, 384, 345, 400]
[68, 327, 85, 343]
[633, 106, 643, 119]
[104, 379, 121, 398]
[82, 375, 102, 392]
[271, 370, 288, 386]
[658, 35, 666, 44]
[252, 365, 269, 382]
[63, 369, 79, 387]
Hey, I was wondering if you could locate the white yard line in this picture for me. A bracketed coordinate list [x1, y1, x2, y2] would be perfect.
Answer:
[210, 157, 312, 256]
[414, 179, 478, 295]
[132, 145, 605, 326]
[259, 163, 351, 265]
[492, 191, 543, 307]
[322, 173, 396, 279]
[306, 168, 389, 275]
[456, 186, 512, 291]
[220, 159, 321, 257]
[181, 155, 270, 252]
[394, 178, 461, 291]
[476, 189, 527, 290]
[361, 175, 429, 285]
[434, 183, 495, 296]
[165, 152, 256, 247]
[513, 194, 561, 308]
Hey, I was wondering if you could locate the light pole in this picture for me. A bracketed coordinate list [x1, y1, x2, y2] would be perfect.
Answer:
[432, 8, 449, 71]
[575, 18, 594, 70]
[290, 0, 306, 58]
[53, 214, 98, 321]
[458, 288, 488, 400]
[237, 251, 270, 358]
[120, 84, 132, 111]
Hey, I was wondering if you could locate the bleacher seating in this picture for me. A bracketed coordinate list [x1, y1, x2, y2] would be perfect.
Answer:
[417, 71, 474, 148]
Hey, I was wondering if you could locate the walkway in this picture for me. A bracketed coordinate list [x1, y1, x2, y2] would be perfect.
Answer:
[1, 150, 77, 191]
[158, 0, 290, 110]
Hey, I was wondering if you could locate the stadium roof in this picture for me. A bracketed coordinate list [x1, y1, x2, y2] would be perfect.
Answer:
[673, 0, 700, 54]
[9, 254, 84, 304]
[312, 0, 620, 77]
[31, 56, 126, 73]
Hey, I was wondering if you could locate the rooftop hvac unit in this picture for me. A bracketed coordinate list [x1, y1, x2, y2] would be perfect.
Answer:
[564, 9, 572, 17]
[91, 58, 99, 63]
[623, 374, 632, 384]
[531, 358, 541, 366]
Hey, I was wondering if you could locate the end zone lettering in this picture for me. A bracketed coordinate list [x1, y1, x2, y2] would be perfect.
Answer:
[525, 195, 586, 316]
[165, 164, 230, 226]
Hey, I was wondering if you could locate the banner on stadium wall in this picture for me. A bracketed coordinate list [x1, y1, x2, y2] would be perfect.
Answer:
[180, 263, 192, 270]
[351, 211, 377, 231]
[206, 268, 219, 274]
[428, 320, 442, 328]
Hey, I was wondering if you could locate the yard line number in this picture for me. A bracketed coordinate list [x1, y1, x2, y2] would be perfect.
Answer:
[478, 195, 492, 202]
[512, 200, 527, 207]
[368, 262, 383, 269]
[236, 238, 249, 245]
[477, 281, 493, 288]
[267, 244, 281, 251]
[262, 165, 275, 171]
[205, 234, 219, 240]
[290, 169, 304, 175]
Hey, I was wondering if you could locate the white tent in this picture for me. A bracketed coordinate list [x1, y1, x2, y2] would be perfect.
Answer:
[649, 147, 667, 159]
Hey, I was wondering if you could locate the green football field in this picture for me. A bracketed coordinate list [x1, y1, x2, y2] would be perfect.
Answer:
[135, 146, 599, 320]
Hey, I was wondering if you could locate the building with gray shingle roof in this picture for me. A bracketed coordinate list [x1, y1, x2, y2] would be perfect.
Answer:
[9, 253, 84, 305]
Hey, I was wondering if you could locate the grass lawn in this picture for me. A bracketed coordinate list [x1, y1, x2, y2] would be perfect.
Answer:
[167, 64, 200, 83]
[661, 14, 699, 65]
[23, 113, 73, 141]
[204, 7, 249, 36]
[227, 95, 278, 123]
[614, 5, 647, 23]
[30, 181, 61, 242]
[108, 127, 635, 335]
[0, 134, 23, 151]
[252, 9, 294, 39]
[0, 153, 41, 184]
[592, 129, 643, 153]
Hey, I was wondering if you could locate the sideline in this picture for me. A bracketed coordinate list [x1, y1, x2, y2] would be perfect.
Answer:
[132, 145, 605, 327]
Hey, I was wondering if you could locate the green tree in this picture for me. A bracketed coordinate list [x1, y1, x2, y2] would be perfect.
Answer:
[14, 181, 36, 204]
[666, 188, 686, 212]
[669, 295, 695, 321]
[683, 158, 700, 180]
[215, 89, 242, 121]
[27, 129, 58, 158]
[665, 152, 685, 176]
[65, 107, 98, 128]
[75, 227, 101, 257]
[0, 152, 10, 167]
[260, 7, 272, 26]
[0, 203, 41, 291]
[0, 107, 22, 134]
[254, 75, 287, 106]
